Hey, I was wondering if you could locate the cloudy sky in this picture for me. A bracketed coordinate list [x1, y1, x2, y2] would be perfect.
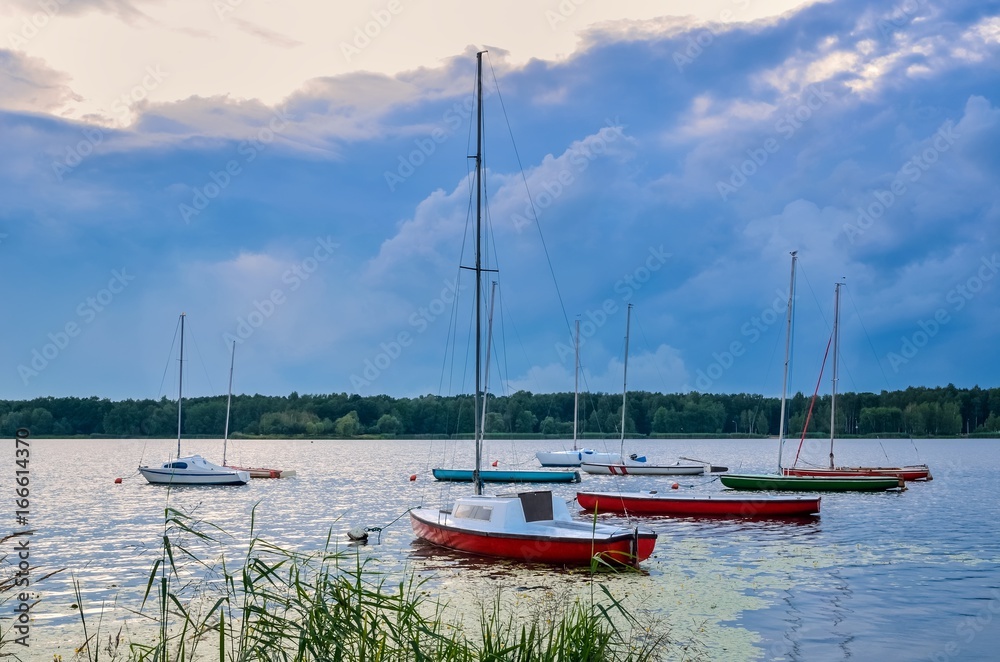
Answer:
[2, 0, 998, 402]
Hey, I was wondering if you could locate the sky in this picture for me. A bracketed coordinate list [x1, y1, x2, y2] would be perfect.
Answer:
[2, 0, 999, 402]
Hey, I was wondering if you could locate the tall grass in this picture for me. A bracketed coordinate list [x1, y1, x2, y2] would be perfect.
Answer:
[62, 506, 674, 661]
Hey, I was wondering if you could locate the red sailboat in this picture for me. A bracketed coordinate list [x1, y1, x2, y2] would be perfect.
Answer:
[410, 51, 656, 567]
[783, 282, 932, 482]
[576, 490, 820, 517]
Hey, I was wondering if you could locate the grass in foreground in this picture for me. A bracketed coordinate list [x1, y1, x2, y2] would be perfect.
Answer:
[59, 506, 674, 662]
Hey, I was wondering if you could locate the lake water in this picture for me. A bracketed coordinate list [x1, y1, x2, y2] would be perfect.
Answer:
[14, 436, 1000, 660]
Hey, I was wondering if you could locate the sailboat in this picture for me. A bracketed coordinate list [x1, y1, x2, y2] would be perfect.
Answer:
[534, 320, 642, 468]
[220, 341, 295, 479]
[411, 51, 656, 565]
[781, 283, 931, 481]
[431, 271, 578, 484]
[580, 304, 718, 476]
[720, 254, 904, 492]
[139, 314, 250, 486]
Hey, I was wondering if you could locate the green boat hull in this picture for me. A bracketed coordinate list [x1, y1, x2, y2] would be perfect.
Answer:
[432, 468, 582, 483]
[719, 473, 903, 492]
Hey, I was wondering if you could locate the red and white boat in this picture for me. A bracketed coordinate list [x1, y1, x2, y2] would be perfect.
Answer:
[411, 489, 657, 566]
[411, 53, 656, 568]
[782, 465, 931, 481]
[577, 491, 820, 517]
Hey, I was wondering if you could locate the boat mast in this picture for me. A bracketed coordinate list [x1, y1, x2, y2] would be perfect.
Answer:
[176, 312, 185, 459]
[828, 281, 841, 469]
[472, 50, 485, 495]
[573, 319, 580, 450]
[776, 252, 796, 472]
[620, 303, 632, 457]
[223, 340, 235, 466]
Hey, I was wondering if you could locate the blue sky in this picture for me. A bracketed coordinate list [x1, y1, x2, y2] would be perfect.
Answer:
[2, 0, 998, 402]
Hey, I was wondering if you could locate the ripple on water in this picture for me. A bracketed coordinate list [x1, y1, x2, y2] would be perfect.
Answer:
[15, 437, 1000, 660]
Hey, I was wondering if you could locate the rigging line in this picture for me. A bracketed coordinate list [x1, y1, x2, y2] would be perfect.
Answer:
[186, 322, 217, 398]
[156, 315, 182, 400]
[843, 283, 895, 391]
[793, 330, 834, 466]
[796, 261, 831, 333]
[485, 53, 574, 341]
[631, 309, 670, 395]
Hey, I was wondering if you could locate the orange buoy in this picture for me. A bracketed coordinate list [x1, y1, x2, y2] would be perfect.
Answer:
[114, 477, 123, 484]
[409, 474, 417, 481]
[671, 482, 679, 490]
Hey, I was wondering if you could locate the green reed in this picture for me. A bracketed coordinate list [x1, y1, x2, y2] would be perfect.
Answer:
[61, 505, 672, 662]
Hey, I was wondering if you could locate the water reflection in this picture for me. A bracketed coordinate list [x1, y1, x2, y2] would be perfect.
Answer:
[16, 437, 1000, 659]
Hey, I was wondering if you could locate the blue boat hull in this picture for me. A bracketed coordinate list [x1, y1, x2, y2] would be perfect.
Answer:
[432, 469, 581, 483]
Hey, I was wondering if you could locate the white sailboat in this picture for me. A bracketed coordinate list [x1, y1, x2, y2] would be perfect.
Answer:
[581, 304, 714, 476]
[411, 51, 656, 565]
[534, 320, 643, 468]
[139, 314, 250, 486]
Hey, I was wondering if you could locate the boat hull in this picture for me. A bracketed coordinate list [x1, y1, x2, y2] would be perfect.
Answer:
[580, 462, 705, 476]
[535, 450, 627, 467]
[720, 473, 903, 491]
[139, 468, 250, 486]
[410, 509, 655, 565]
[577, 491, 820, 517]
[782, 465, 931, 481]
[432, 469, 581, 483]
[139, 454, 250, 485]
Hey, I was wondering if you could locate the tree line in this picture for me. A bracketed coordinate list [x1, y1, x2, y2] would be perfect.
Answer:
[3, 384, 999, 439]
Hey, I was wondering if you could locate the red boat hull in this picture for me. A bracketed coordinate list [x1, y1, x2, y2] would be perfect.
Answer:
[577, 492, 821, 517]
[409, 511, 656, 566]
[782, 465, 931, 481]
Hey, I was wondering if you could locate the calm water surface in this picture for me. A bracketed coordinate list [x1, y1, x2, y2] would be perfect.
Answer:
[18, 436, 1000, 660]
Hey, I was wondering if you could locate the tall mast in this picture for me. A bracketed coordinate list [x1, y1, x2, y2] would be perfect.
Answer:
[829, 281, 842, 469]
[176, 312, 185, 459]
[573, 319, 580, 450]
[472, 50, 485, 495]
[223, 340, 235, 466]
[776, 252, 796, 471]
[620, 303, 632, 457]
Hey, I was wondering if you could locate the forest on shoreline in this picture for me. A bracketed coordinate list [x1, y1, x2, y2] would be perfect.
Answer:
[3, 384, 999, 439]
